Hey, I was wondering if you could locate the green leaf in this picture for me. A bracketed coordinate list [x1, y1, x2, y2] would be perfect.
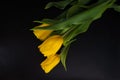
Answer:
[77, 0, 91, 4]
[63, 20, 92, 45]
[32, 0, 115, 31]
[68, 0, 115, 24]
[30, 19, 60, 30]
[45, 0, 74, 9]
[33, 19, 57, 24]
[74, 21, 92, 35]
[66, 5, 83, 18]
[56, 10, 67, 19]
[112, 4, 120, 13]
[97, 0, 110, 4]
[41, 19, 57, 24]
[70, 0, 90, 5]
[60, 38, 76, 70]
[60, 45, 70, 71]
[33, 20, 42, 23]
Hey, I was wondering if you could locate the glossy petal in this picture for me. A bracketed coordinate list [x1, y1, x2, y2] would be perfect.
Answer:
[41, 54, 60, 73]
[38, 35, 63, 56]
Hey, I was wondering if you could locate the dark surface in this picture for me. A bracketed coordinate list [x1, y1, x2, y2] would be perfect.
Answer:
[0, 0, 120, 80]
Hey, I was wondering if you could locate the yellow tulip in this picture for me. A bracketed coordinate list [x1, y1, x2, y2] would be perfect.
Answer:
[41, 54, 60, 73]
[33, 23, 53, 41]
[38, 35, 63, 57]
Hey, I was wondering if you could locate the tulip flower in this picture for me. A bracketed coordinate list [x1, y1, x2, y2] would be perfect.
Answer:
[41, 54, 60, 73]
[38, 35, 63, 57]
[33, 23, 53, 41]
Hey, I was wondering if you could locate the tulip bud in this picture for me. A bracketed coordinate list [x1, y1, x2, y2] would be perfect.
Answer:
[41, 54, 60, 73]
[38, 35, 63, 56]
[33, 23, 53, 41]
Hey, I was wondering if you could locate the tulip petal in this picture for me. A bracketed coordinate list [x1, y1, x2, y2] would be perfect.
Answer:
[38, 35, 63, 56]
[33, 30, 53, 41]
[33, 23, 53, 41]
[41, 54, 60, 73]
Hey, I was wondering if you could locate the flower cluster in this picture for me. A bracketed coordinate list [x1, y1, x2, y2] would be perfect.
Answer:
[31, 0, 119, 73]
[33, 23, 63, 73]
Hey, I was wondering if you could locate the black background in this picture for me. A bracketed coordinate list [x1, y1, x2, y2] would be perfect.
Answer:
[0, 0, 120, 80]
